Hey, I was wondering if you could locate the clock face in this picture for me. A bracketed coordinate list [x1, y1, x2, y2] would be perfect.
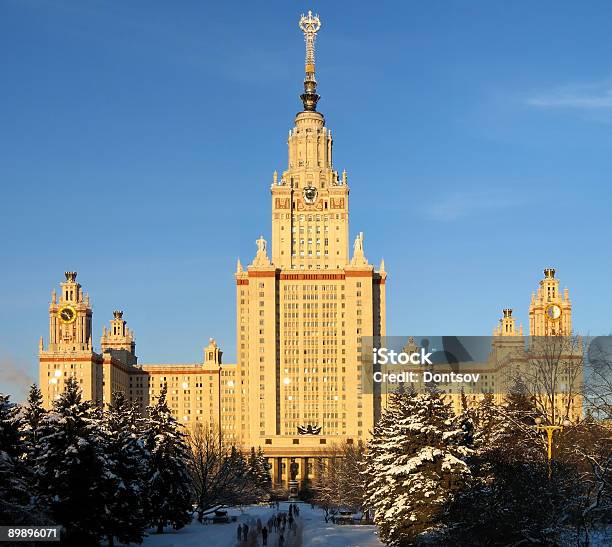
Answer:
[303, 186, 318, 204]
[58, 305, 77, 324]
[545, 303, 562, 321]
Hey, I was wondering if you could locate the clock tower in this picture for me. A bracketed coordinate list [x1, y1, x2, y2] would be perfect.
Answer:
[40, 271, 102, 408]
[47, 271, 93, 352]
[529, 268, 572, 336]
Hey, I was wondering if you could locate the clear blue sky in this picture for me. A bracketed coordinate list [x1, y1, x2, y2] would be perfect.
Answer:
[2, 1, 612, 401]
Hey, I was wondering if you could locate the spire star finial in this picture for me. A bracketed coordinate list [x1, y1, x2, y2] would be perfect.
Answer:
[299, 11, 322, 111]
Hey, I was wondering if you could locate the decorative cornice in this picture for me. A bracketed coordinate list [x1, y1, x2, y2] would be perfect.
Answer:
[279, 272, 345, 280]
[248, 270, 277, 278]
[345, 269, 373, 277]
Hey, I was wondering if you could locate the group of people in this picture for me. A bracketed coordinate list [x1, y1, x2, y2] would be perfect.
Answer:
[236, 503, 300, 546]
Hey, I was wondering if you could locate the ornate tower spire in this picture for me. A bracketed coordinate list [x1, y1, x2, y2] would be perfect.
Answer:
[529, 267, 572, 336]
[101, 309, 137, 364]
[299, 10, 322, 111]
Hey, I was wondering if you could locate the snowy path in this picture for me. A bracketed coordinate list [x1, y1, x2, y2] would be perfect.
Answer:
[134, 503, 381, 547]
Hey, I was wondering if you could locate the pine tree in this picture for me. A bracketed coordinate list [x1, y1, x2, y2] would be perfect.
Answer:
[32, 378, 108, 545]
[142, 385, 193, 533]
[363, 388, 471, 544]
[0, 394, 31, 524]
[225, 445, 252, 506]
[100, 391, 148, 547]
[247, 447, 272, 500]
[256, 447, 272, 492]
[445, 390, 554, 545]
[20, 384, 46, 473]
[21, 384, 46, 439]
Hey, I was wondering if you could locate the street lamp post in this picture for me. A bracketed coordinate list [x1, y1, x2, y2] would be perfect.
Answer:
[534, 416, 571, 478]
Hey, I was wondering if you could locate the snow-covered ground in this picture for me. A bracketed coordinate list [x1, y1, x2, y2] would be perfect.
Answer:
[300, 506, 383, 547]
[134, 502, 383, 547]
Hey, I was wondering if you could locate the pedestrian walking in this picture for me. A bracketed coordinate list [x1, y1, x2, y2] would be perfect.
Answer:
[237, 524, 242, 543]
[243, 523, 249, 542]
[279, 532, 285, 547]
[261, 526, 268, 546]
[288, 515, 294, 529]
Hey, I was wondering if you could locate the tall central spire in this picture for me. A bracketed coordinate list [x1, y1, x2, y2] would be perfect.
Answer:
[299, 10, 321, 111]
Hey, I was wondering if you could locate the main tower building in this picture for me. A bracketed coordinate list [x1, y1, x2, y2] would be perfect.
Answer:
[235, 12, 387, 468]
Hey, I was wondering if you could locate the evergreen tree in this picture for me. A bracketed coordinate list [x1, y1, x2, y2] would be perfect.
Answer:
[142, 385, 193, 533]
[20, 384, 46, 488]
[445, 391, 554, 545]
[363, 388, 471, 544]
[0, 394, 31, 524]
[225, 445, 252, 505]
[21, 384, 46, 441]
[256, 447, 272, 491]
[247, 446, 272, 500]
[100, 391, 148, 547]
[32, 378, 108, 545]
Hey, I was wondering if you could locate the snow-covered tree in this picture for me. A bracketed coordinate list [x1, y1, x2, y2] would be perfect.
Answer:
[142, 385, 193, 533]
[32, 378, 108, 545]
[225, 445, 254, 506]
[20, 384, 46, 449]
[19, 384, 46, 505]
[363, 388, 471, 544]
[554, 418, 612, 544]
[445, 389, 554, 545]
[100, 391, 148, 546]
[247, 446, 272, 500]
[0, 394, 32, 524]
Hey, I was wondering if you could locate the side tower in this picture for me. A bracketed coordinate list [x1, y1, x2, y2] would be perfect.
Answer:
[39, 272, 102, 407]
[100, 310, 139, 404]
[101, 310, 137, 365]
[235, 12, 386, 485]
[529, 268, 572, 336]
[493, 308, 523, 337]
